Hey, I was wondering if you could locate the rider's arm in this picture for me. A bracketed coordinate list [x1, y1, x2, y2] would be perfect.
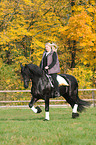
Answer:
[48, 52, 57, 69]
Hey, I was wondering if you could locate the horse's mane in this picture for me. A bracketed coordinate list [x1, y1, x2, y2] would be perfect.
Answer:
[27, 63, 43, 77]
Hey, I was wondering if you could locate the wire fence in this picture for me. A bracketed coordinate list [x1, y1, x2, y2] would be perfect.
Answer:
[0, 89, 96, 107]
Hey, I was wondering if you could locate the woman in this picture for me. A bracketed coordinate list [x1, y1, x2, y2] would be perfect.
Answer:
[40, 42, 60, 97]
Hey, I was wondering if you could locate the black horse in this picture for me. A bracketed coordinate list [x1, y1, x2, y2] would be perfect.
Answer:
[21, 63, 90, 120]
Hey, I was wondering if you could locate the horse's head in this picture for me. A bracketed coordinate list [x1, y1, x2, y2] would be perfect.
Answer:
[21, 63, 43, 88]
[21, 64, 30, 89]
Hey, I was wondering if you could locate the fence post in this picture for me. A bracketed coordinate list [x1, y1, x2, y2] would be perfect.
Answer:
[92, 91, 95, 107]
[5, 92, 7, 101]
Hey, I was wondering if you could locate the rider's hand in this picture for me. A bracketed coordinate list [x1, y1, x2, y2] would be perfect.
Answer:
[45, 66, 49, 69]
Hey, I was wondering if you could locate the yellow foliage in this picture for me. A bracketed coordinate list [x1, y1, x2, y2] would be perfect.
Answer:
[0, 58, 3, 68]
[67, 66, 93, 89]
[59, 3, 96, 70]
[60, 10, 93, 43]
[0, 0, 96, 77]
[23, 0, 33, 6]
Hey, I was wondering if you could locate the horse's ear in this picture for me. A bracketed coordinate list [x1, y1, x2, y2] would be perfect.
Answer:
[20, 63, 24, 71]
[24, 64, 27, 67]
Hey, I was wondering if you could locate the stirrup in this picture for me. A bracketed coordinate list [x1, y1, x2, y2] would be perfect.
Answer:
[54, 91, 60, 97]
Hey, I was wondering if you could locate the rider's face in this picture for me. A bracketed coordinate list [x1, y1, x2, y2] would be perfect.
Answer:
[45, 45, 51, 52]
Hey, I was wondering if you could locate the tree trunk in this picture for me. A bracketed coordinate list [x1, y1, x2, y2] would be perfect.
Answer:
[71, 40, 76, 68]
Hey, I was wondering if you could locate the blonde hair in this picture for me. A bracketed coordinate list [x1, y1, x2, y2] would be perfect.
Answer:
[51, 43, 58, 52]
[45, 42, 52, 47]
[45, 42, 58, 52]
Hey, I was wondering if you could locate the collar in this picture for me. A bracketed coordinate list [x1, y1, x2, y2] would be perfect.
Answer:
[45, 50, 53, 56]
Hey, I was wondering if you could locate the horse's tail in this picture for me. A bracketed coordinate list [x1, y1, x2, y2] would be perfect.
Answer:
[77, 98, 91, 112]
[77, 89, 91, 112]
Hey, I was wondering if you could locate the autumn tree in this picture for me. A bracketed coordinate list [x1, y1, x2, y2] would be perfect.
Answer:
[59, 0, 96, 66]
[59, 0, 96, 87]
[0, 0, 70, 66]
[0, 0, 96, 89]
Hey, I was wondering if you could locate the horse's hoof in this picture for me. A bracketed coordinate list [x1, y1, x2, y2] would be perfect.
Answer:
[29, 103, 32, 108]
[72, 113, 79, 119]
[43, 119, 49, 121]
[35, 106, 42, 113]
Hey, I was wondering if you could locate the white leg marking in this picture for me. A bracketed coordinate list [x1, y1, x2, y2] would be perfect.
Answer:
[45, 112, 49, 120]
[31, 106, 37, 113]
[72, 104, 78, 113]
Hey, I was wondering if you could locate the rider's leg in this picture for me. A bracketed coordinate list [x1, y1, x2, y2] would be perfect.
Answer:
[50, 73, 60, 97]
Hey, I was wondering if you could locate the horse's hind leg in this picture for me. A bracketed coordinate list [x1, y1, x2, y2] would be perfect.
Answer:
[72, 104, 79, 118]
[29, 96, 42, 113]
[68, 96, 79, 118]
[62, 94, 79, 119]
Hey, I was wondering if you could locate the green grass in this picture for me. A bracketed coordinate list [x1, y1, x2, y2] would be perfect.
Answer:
[0, 107, 96, 145]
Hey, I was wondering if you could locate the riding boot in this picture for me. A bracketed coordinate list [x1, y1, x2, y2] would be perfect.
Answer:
[50, 73, 60, 97]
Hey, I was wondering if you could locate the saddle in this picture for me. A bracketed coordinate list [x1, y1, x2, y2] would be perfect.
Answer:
[46, 74, 69, 87]
[57, 75, 69, 86]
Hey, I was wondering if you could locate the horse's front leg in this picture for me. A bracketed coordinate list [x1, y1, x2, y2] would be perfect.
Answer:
[29, 96, 42, 113]
[44, 96, 50, 121]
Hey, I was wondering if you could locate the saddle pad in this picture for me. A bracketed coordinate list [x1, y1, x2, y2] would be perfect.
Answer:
[57, 75, 69, 86]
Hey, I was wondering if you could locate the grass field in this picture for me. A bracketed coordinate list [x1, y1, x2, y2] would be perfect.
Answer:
[0, 107, 96, 145]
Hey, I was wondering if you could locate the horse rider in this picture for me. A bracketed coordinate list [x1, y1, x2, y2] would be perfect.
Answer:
[40, 42, 60, 97]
